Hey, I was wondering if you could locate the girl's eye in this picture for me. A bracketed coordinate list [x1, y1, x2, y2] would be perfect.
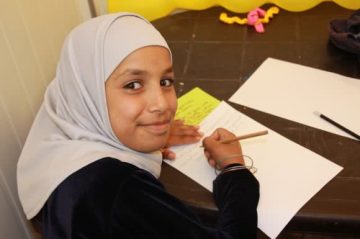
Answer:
[160, 78, 174, 87]
[124, 81, 142, 90]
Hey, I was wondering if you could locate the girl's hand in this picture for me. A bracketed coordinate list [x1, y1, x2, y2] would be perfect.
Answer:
[162, 119, 203, 160]
[202, 128, 244, 169]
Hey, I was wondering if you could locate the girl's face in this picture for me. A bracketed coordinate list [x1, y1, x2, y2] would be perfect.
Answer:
[105, 46, 177, 152]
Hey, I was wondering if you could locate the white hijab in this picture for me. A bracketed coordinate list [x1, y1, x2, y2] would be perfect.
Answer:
[17, 13, 171, 219]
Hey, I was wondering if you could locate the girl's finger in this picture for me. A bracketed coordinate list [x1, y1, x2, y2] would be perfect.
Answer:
[171, 125, 201, 136]
[167, 135, 202, 146]
[161, 149, 176, 160]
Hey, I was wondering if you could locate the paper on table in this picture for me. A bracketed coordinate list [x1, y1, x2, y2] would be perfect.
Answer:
[229, 58, 360, 140]
[166, 101, 343, 239]
[175, 87, 220, 125]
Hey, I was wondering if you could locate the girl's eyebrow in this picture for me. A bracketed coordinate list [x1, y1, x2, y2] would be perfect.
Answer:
[120, 69, 146, 76]
[119, 66, 174, 76]
[163, 66, 174, 74]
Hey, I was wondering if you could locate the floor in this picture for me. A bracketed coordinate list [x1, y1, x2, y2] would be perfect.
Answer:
[152, 3, 360, 239]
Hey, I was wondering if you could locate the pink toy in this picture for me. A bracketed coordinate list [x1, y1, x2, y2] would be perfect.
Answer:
[219, 6, 280, 33]
[247, 8, 266, 33]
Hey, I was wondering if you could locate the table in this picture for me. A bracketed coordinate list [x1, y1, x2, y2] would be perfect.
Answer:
[154, 3, 360, 238]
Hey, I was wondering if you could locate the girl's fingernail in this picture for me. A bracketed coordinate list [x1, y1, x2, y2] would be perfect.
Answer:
[168, 152, 176, 159]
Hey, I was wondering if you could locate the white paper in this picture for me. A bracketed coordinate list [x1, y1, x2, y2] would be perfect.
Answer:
[166, 101, 343, 239]
[229, 58, 360, 140]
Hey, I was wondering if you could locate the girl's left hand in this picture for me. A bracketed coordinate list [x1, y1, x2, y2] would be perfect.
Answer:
[162, 119, 203, 160]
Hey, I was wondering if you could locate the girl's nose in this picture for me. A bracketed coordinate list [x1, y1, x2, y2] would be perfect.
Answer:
[148, 88, 168, 113]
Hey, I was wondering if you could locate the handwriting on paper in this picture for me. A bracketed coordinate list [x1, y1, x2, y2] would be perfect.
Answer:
[175, 87, 220, 125]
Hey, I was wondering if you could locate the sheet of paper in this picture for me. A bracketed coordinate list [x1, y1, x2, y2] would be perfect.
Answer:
[166, 100, 343, 239]
[229, 58, 360, 140]
[175, 87, 220, 125]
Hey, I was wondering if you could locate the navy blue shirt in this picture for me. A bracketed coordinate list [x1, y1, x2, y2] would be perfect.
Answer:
[39, 157, 259, 239]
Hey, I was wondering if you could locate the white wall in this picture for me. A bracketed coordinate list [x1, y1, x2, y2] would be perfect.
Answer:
[0, 0, 91, 238]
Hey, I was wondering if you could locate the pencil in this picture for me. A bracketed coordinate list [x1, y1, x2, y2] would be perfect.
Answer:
[219, 130, 269, 144]
[314, 111, 360, 141]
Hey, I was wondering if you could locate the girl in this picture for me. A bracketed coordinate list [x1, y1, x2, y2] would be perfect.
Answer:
[17, 13, 259, 239]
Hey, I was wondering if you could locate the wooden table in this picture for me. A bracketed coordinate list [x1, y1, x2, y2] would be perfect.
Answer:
[154, 3, 360, 237]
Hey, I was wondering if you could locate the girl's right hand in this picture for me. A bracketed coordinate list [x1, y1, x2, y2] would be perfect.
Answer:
[202, 128, 244, 170]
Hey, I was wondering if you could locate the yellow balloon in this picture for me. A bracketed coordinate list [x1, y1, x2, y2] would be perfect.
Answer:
[333, 0, 360, 9]
[108, 0, 360, 21]
[174, 0, 216, 10]
[108, 0, 175, 21]
[217, 0, 268, 12]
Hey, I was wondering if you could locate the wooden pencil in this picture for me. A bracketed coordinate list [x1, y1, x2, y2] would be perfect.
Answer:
[219, 130, 268, 144]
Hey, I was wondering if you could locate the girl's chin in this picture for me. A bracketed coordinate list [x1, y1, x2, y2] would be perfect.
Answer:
[130, 139, 168, 153]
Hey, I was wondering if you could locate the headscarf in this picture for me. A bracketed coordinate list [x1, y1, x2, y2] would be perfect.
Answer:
[17, 13, 171, 219]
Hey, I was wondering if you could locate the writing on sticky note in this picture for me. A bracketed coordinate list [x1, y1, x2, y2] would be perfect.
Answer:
[175, 87, 220, 125]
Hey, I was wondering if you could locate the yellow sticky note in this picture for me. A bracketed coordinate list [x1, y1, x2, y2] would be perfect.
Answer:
[175, 87, 220, 125]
